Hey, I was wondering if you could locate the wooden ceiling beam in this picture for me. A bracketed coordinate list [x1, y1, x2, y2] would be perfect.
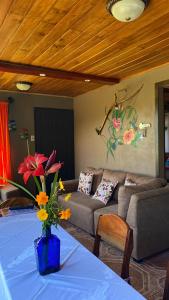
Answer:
[0, 61, 119, 85]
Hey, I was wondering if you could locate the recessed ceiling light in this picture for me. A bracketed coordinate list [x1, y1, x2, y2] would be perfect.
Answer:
[39, 73, 46, 77]
[84, 79, 91, 82]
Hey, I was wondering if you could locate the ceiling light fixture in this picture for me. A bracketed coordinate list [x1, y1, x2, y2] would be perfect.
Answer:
[16, 81, 32, 91]
[107, 0, 149, 22]
[39, 73, 46, 77]
[84, 79, 91, 82]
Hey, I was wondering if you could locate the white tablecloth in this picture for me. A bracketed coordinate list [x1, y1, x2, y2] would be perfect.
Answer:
[0, 211, 146, 300]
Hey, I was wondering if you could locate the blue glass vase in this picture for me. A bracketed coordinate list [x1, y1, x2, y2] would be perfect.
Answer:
[34, 226, 60, 275]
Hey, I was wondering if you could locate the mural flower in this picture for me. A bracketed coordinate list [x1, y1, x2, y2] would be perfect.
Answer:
[112, 118, 121, 131]
[123, 129, 135, 145]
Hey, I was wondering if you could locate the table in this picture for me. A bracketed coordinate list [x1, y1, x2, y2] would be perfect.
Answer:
[0, 210, 146, 300]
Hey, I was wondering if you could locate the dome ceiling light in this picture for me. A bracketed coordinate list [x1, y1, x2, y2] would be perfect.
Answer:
[107, 0, 149, 22]
[16, 81, 32, 91]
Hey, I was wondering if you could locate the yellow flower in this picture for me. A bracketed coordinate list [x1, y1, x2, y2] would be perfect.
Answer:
[36, 191, 49, 206]
[64, 193, 71, 202]
[59, 179, 65, 191]
[60, 208, 71, 220]
[37, 209, 48, 221]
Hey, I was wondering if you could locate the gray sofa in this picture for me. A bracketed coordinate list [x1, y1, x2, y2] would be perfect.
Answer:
[58, 168, 169, 260]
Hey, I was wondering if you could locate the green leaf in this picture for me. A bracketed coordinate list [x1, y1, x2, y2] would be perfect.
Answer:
[0, 177, 36, 201]
[120, 110, 126, 121]
[33, 176, 42, 193]
[127, 107, 133, 119]
[106, 139, 115, 159]
[50, 171, 58, 198]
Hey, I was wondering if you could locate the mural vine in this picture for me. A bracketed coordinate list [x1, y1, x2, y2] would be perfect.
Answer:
[106, 104, 142, 158]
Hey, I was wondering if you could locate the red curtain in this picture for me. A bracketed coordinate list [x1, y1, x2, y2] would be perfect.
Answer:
[0, 102, 11, 185]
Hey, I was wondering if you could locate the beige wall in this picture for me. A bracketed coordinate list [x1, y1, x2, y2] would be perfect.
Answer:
[0, 91, 73, 184]
[74, 64, 169, 178]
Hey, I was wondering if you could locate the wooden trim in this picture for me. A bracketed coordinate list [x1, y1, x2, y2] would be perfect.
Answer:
[0, 61, 119, 85]
[163, 262, 169, 300]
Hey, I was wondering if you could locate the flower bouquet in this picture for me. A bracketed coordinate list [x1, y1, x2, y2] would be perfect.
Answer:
[4, 150, 71, 275]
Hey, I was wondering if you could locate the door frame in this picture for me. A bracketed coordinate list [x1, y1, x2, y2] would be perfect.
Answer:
[155, 80, 169, 178]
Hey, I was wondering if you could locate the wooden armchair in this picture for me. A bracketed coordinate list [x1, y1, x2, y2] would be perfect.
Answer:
[0, 197, 34, 209]
[93, 214, 133, 282]
[163, 261, 169, 300]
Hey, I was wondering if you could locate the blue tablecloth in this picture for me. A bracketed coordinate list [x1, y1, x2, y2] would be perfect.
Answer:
[0, 211, 146, 300]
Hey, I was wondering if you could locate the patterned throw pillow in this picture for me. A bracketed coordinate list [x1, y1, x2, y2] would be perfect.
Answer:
[124, 178, 137, 186]
[78, 172, 93, 195]
[92, 179, 118, 205]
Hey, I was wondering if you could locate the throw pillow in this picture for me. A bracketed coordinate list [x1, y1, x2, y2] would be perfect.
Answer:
[84, 167, 103, 194]
[78, 172, 93, 195]
[124, 178, 137, 186]
[92, 179, 118, 205]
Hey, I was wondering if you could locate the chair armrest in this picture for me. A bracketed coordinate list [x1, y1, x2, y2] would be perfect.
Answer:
[126, 185, 169, 229]
[62, 179, 79, 193]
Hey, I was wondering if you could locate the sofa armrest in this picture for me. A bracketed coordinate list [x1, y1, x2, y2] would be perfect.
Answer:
[62, 179, 79, 193]
[126, 185, 169, 228]
[126, 185, 169, 259]
[118, 179, 166, 219]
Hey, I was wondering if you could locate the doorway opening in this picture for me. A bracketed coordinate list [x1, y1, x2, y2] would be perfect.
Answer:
[156, 81, 169, 181]
[34, 107, 75, 193]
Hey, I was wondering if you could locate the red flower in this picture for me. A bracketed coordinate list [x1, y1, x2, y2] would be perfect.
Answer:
[45, 150, 56, 171]
[45, 150, 63, 175]
[46, 162, 62, 175]
[18, 153, 48, 184]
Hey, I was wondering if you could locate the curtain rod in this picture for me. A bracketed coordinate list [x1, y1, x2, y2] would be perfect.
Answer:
[0, 97, 14, 104]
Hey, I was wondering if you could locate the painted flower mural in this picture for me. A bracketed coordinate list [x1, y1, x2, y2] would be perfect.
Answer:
[107, 105, 142, 158]
[112, 118, 121, 131]
[123, 129, 135, 144]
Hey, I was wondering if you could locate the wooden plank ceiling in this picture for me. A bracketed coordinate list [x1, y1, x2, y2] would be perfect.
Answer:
[0, 0, 169, 97]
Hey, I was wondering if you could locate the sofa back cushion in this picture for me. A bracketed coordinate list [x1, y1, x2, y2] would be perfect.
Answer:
[84, 167, 103, 194]
[102, 170, 126, 202]
[118, 179, 166, 219]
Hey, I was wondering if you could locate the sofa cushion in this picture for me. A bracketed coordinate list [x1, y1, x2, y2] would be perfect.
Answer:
[118, 179, 165, 219]
[92, 179, 118, 205]
[58, 191, 104, 234]
[94, 204, 118, 234]
[103, 170, 126, 184]
[84, 167, 103, 194]
[78, 171, 93, 195]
